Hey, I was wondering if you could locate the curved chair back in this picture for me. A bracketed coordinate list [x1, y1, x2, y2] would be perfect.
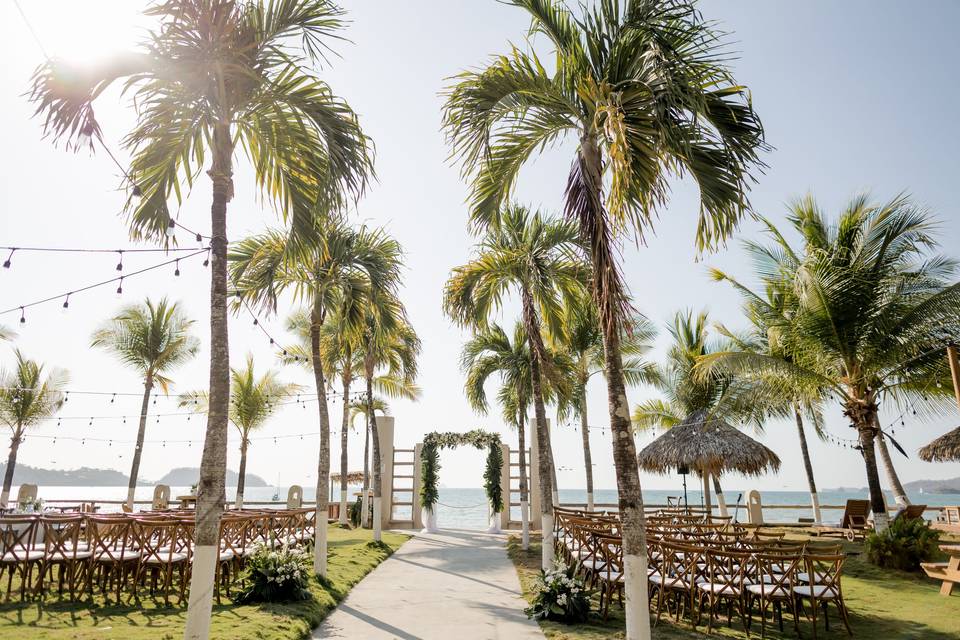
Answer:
[152, 484, 171, 510]
[286, 485, 303, 509]
[15, 484, 38, 506]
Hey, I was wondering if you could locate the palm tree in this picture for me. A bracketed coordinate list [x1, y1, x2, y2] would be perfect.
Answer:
[442, 3, 766, 633]
[181, 356, 299, 508]
[444, 204, 587, 569]
[358, 296, 421, 541]
[462, 323, 536, 549]
[0, 351, 67, 507]
[633, 310, 770, 514]
[553, 297, 657, 511]
[0, 326, 15, 343]
[348, 394, 389, 527]
[231, 220, 397, 575]
[709, 219, 829, 523]
[91, 297, 199, 510]
[31, 2, 373, 633]
[700, 195, 960, 531]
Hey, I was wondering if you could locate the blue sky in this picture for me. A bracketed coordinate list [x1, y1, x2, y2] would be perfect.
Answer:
[1, 1, 958, 493]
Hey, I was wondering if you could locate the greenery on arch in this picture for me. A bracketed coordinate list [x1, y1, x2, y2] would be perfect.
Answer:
[420, 429, 503, 514]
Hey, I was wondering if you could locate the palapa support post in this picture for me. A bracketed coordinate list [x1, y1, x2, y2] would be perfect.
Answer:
[947, 345, 960, 411]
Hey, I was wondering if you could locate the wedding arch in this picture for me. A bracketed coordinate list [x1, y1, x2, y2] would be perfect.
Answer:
[419, 429, 503, 532]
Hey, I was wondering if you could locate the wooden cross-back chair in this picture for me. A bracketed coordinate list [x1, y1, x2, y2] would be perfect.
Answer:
[746, 552, 801, 638]
[86, 515, 140, 601]
[0, 516, 43, 601]
[36, 514, 91, 599]
[131, 517, 191, 605]
[696, 548, 751, 634]
[793, 553, 852, 639]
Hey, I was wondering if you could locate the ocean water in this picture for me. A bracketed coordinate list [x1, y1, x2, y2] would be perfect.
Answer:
[19, 484, 960, 530]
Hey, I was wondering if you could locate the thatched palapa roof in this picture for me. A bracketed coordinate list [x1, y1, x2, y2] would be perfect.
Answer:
[636, 410, 781, 477]
[918, 426, 960, 463]
[330, 471, 365, 484]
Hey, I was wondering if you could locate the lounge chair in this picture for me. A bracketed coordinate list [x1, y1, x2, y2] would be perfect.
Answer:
[893, 504, 927, 523]
[813, 499, 871, 541]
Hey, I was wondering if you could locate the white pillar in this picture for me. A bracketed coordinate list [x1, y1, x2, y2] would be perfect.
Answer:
[376, 416, 395, 529]
[413, 442, 424, 530]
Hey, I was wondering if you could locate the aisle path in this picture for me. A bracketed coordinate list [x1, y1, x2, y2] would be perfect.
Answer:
[313, 529, 545, 639]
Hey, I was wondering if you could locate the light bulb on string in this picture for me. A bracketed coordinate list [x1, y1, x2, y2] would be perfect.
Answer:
[166, 219, 176, 238]
[203, 250, 210, 267]
[131, 183, 142, 199]
[3, 248, 14, 268]
[195, 233, 202, 243]
[116, 251, 123, 272]
[62, 294, 70, 312]
[174, 260, 181, 277]
[110, 393, 116, 404]
[116, 277, 124, 297]
[19, 307, 25, 324]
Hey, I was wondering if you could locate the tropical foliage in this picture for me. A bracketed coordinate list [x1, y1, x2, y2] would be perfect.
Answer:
[701, 194, 960, 528]
[0, 351, 67, 507]
[524, 561, 591, 624]
[235, 543, 313, 604]
[865, 516, 941, 572]
[90, 297, 198, 509]
[420, 430, 503, 514]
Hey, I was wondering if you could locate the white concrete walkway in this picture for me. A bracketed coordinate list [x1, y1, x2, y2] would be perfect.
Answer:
[313, 529, 545, 639]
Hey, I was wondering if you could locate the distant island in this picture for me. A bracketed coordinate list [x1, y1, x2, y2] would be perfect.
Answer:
[0, 463, 267, 487]
[825, 477, 960, 495]
[157, 467, 267, 487]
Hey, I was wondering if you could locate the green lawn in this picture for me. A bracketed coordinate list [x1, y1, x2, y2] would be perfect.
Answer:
[0, 525, 408, 640]
[508, 530, 960, 640]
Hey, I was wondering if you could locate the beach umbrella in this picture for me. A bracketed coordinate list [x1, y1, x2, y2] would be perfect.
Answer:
[636, 409, 781, 515]
[918, 426, 960, 463]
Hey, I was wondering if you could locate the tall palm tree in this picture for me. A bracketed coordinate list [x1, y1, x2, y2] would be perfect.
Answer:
[0, 351, 67, 507]
[461, 323, 537, 549]
[180, 356, 299, 508]
[91, 297, 199, 510]
[358, 296, 421, 541]
[553, 297, 657, 510]
[444, 204, 587, 569]
[442, 3, 766, 633]
[231, 221, 396, 575]
[710, 218, 829, 522]
[31, 3, 373, 634]
[700, 195, 960, 531]
[633, 310, 770, 514]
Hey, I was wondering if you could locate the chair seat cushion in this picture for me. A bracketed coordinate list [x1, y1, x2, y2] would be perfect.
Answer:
[45, 549, 93, 561]
[144, 551, 188, 564]
[793, 584, 838, 599]
[697, 582, 740, 595]
[1, 550, 44, 562]
[746, 583, 790, 598]
[95, 550, 141, 561]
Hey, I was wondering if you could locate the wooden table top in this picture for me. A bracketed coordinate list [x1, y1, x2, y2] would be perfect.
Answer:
[938, 544, 960, 556]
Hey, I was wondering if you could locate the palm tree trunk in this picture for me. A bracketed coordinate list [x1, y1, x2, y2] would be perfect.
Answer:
[874, 416, 910, 508]
[126, 375, 153, 511]
[339, 360, 351, 526]
[577, 135, 651, 640]
[579, 390, 594, 511]
[517, 411, 530, 550]
[794, 407, 823, 524]
[310, 306, 332, 576]
[521, 290, 555, 571]
[361, 409, 370, 528]
[711, 474, 728, 517]
[365, 354, 383, 542]
[0, 428, 23, 508]
[702, 471, 713, 514]
[235, 438, 248, 509]
[185, 123, 232, 640]
[856, 421, 890, 531]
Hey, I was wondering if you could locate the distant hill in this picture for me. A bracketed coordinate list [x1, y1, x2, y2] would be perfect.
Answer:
[903, 477, 960, 495]
[0, 463, 148, 486]
[156, 467, 267, 487]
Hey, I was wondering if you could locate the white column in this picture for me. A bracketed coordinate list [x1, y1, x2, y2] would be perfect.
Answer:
[413, 442, 423, 530]
[377, 416, 395, 529]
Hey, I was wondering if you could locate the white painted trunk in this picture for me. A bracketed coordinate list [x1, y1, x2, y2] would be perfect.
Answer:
[313, 519, 328, 577]
[372, 496, 382, 542]
[126, 485, 137, 511]
[234, 491, 243, 510]
[0, 489, 9, 509]
[551, 489, 559, 507]
[623, 552, 651, 640]
[361, 493, 370, 528]
[540, 512, 554, 571]
[182, 544, 218, 640]
[874, 510, 890, 533]
[714, 487, 728, 518]
[811, 492, 823, 525]
[338, 490, 348, 526]
[520, 500, 530, 550]
[586, 492, 594, 512]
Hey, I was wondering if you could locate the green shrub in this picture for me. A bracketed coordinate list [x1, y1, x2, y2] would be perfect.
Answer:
[235, 544, 312, 603]
[865, 515, 940, 572]
[349, 496, 363, 527]
[524, 561, 591, 624]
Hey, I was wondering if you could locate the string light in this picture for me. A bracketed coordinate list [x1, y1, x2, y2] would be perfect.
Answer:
[3, 249, 13, 268]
